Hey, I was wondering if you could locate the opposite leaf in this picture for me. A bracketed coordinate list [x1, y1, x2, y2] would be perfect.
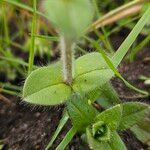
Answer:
[23, 52, 113, 105]
[118, 102, 150, 130]
[23, 62, 72, 105]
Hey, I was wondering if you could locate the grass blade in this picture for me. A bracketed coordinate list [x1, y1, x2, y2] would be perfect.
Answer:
[28, 0, 36, 75]
[2, 0, 47, 18]
[56, 126, 77, 150]
[45, 111, 69, 150]
[33, 34, 58, 41]
[94, 40, 149, 95]
[112, 7, 150, 67]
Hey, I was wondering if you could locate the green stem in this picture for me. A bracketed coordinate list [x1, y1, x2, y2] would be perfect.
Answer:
[28, 0, 36, 75]
[60, 35, 74, 85]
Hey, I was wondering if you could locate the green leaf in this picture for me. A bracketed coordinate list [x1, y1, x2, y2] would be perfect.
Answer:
[0, 141, 3, 150]
[23, 62, 72, 105]
[112, 7, 150, 67]
[23, 52, 113, 105]
[56, 126, 77, 150]
[67, 93, 98, 131]
[86, 128, 126, 150]
[45, 110, 69, 150]
[0, 144, 3, 150]
[131, 118, 150, 146]
[3, 0, 46, 18]
[95, 105, 122, 130]
[108, 131, 127, 150]
[97, 82, 121, 109]
[92, 121, 111, 142]
[86, 127, 112, 150]
[73, 52, 113, 93]
[118, 102, 150, 130]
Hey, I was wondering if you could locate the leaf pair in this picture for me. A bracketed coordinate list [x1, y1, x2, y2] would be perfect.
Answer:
[23, 52, 113, 105]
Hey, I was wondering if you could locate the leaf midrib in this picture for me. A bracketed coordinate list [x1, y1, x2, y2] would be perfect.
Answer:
[25, 68, 111, 98]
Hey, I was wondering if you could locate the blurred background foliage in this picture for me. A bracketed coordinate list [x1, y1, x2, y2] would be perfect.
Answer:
[0, 0, 149, 85]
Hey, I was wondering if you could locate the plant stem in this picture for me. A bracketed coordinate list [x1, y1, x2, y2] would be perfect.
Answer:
[60, 35, 74, 85]
[28, 0, 36, 75]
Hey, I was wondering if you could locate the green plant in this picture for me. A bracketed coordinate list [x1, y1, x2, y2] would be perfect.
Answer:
[66, 94, 149, 150]
[22, 0, 150, 149]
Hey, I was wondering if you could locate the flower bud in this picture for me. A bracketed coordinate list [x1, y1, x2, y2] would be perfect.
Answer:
[44, 0, 93, 38]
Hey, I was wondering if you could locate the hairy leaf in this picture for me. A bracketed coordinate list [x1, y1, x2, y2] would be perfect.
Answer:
[86, 127, 112, 150]
[97, 82, 120, 109]
[23, 52, 113, 105]
[108, 131, 127, 150]
[131, 118, 150, 146]
[86, 128, 126, 150]
[23, 62, 72, 105]
[118, 102, 150, 130]
[95, 105, 122, 130]
[73, 53, 113, 94]
[67, 93, 98, 131]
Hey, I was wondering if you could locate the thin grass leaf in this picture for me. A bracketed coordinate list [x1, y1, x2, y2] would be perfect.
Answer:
[33, 34, 58, 41]
[2, 2, 9, 46]
[112, 6, 150, 67]
[56, 126, 77, 150]
[28, 0, 36, 75]
[0, 88, 20, 96]
[0, 82, 21, 91]
[0, 56, 37, 68]
[45, 110, 69, 150]
[2, 0, 47, 18]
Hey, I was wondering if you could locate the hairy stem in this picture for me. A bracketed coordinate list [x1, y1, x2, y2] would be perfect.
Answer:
[60, 35, 74, 85]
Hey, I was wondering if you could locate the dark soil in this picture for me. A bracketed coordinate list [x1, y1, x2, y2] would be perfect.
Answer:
[0, 33, 150, 150]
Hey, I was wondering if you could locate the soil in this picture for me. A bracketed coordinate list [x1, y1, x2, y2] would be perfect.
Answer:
[0, 31, 150, 150]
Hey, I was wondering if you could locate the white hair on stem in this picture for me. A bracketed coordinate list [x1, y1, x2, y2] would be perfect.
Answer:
[60, 35, 75, 85]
